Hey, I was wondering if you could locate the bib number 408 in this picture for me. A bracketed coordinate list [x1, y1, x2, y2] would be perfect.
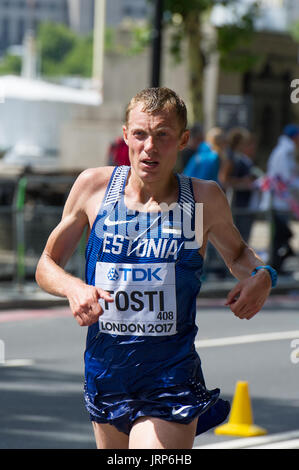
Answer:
[157, 311, 174, 320]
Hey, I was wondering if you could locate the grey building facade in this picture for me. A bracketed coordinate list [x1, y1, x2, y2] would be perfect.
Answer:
[0, 0, 151, 55]
[0, 0, 69, 53]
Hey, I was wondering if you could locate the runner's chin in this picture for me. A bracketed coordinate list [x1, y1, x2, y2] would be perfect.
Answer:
[138, 162, 161, 181]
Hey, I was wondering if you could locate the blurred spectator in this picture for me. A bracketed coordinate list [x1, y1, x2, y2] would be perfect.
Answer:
[183, 127, 227, 279]
[260, 124, 299, 272]
[107, 136, 130, 166]
[219, 128, 260, 242]
[178, 123, 203, 172]
[183, 127, 227, 183]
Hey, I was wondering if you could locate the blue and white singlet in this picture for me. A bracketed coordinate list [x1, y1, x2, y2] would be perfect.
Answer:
[84, 166, 230, 435]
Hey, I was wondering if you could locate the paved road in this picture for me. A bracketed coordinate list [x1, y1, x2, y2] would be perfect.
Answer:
[0, 299, 298, 449]
[192, 300, 299, 449]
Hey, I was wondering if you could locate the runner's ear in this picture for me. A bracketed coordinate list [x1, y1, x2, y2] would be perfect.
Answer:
[179, 129, 190, 150]
[122, 125, 129, 145]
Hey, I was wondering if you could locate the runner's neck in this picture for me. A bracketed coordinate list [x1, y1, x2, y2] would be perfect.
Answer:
[125, 171, 178, 211]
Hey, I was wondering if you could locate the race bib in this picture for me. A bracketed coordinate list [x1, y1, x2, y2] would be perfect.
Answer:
[95, 262, 177, 336]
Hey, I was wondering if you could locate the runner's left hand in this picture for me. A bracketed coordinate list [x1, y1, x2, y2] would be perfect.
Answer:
[225, 271, 271, 320]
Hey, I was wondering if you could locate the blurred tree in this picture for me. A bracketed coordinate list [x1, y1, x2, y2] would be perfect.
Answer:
[127, 24, 152, 56]
[37, 22, 78, 76]
[148, 0, 260, 123]
[289, 19, 299, 42]
[37, 22, 151, 77]
[61, 35, 93, 77]
[0, 54, 22, 75]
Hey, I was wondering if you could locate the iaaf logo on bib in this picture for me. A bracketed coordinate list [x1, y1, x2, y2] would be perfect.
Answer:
[107, 266, 162, 282]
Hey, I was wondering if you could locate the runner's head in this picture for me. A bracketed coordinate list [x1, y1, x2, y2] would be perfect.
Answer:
[123, 88, 190, 182]
[125, 87, 188, 135]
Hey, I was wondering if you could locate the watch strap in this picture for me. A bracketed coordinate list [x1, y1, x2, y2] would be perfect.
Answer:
[251, 265, 277, 288]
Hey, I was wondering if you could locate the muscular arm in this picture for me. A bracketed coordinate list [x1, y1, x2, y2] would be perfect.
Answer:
[204, 181, 260, 278]
[35, 168, 113, 326]
[194, 180, 272, 319]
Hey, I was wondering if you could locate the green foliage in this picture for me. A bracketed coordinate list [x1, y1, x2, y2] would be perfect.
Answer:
[127, 25, 151, 55]
[148, 0, 260, 71]
[289, 20, 299, 43]
[162, 0, 215, 17]
[104, 27, 117, 53]
[148, 0, 241, 19]
[37, 22, 77, 62]
[147, 0, 260, 122]
[103, 24, 151, 56]
[37, 22, 150, 77]
[1, 20, 151, 78]
[0, 54, 22, 75]
[37, 22, 86, 76]
[61, 35, 93, 77]
[169, 27, 185, 64]
[217, 2, 260, 71]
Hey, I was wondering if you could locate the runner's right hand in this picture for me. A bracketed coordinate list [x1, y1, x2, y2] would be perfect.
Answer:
[67, 283, 113, 326]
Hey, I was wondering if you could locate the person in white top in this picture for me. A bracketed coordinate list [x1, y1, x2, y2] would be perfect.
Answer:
[263, 124, 299, 271]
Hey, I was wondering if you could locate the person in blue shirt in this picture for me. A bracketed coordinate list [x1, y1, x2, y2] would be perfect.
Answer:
[184, 128, 228, 279]
[183, 127, 227, 182]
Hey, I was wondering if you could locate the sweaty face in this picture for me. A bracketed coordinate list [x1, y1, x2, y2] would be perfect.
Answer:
[123, 103, 189, 182]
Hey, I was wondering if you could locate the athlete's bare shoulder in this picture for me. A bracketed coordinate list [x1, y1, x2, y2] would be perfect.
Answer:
[62, 166, 115, 221]
[76, 166, 115, 194]
[190, 177, 232, 230]
[191, 177, 224, 204]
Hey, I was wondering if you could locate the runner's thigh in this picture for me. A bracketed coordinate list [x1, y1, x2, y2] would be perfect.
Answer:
[92, 422, 129, 449]
[129, 416, 198, 449]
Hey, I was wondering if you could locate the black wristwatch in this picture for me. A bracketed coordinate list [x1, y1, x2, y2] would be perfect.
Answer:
[251, 265, 278, 288]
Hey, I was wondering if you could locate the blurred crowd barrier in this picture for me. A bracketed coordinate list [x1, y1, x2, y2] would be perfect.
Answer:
[0, 173, 298, 288]
[0, 172, 84, 289]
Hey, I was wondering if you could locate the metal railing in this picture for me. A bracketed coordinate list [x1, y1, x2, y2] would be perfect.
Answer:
[0, 203, 86, 288]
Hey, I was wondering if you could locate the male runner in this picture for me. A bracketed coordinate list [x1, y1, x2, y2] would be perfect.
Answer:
[36, 87, 276, 449]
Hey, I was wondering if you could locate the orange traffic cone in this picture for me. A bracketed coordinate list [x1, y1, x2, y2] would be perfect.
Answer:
[214, 381, 267, 437]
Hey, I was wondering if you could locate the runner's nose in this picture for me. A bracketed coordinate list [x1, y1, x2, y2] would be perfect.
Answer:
[144, 135, 156, 153]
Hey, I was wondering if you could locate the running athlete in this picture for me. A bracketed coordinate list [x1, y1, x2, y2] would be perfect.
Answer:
[36, 87, 276, 449]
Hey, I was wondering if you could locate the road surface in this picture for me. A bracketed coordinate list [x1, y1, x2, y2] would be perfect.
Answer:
[0, 297, 298, 449]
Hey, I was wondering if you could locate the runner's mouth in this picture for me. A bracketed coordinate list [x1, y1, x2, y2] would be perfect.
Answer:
[141, 160, 159, 167]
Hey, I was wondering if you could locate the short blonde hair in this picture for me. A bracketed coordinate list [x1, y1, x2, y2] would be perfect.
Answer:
[125, 87, 187, 132]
